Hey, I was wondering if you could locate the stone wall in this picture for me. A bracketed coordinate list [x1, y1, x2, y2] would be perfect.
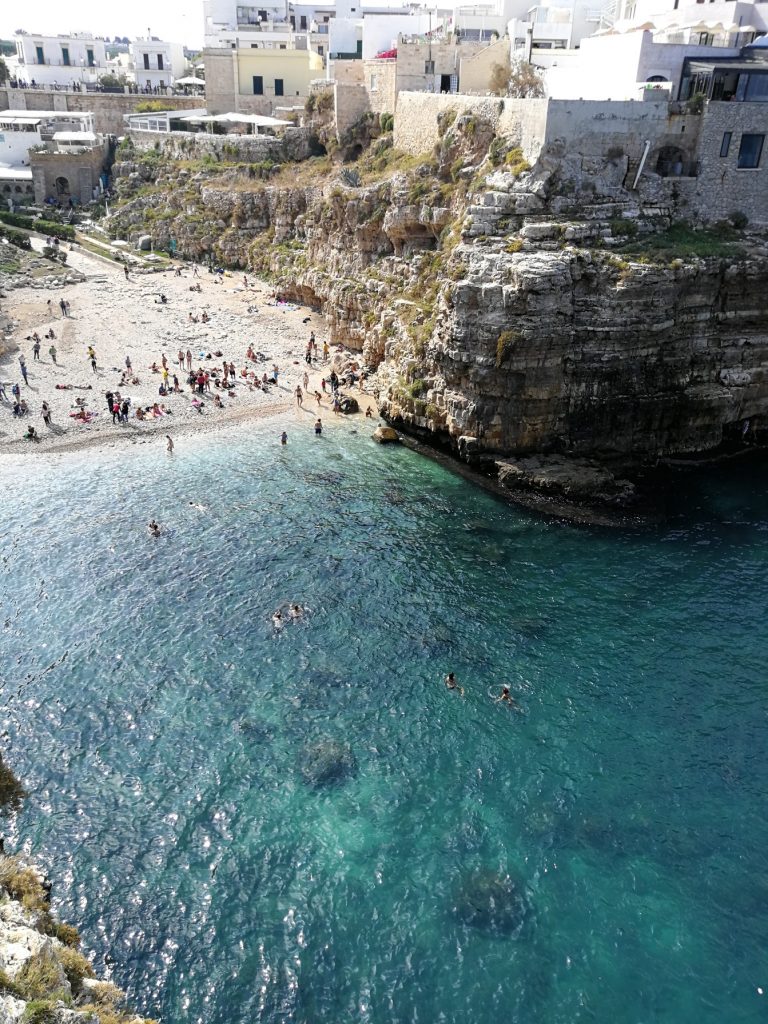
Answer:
[335, 83, 371, 139]
[0, 88, 200, 135]
[363, 60, 397, 116]
[394, 92, 549, 158]
[459, 39, 510, 95]
[689, 101, 768, 225]
[31, 145, 107, 204]
[127, 127, 312, 163]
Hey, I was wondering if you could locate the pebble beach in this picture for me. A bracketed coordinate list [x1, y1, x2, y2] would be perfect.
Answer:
[0, 245, 374, 456]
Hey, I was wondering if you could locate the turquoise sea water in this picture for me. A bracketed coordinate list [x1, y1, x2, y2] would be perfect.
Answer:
[1, 422, 767, 1024]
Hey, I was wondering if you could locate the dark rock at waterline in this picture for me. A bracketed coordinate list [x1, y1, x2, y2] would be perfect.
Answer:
[339, 397, 359, 414]
[299, 738, 357, 788]
[453, 869, 528, 934]
[0, 754, 26, 815]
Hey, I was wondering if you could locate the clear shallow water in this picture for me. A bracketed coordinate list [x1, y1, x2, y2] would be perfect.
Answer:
[1, 424, 767, 1024]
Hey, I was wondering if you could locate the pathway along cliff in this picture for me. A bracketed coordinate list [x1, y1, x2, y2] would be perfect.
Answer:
[0, 755, 156, 1024]
[105, 115, 768, 518]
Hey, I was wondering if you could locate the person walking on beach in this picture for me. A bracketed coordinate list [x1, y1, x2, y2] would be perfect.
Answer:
[125, 355, 132, 375]
[302, 371, 309, 394]
[41, 402, 51, 427]
[166, 435, 174, 454]
[177, 349, 184, 369]
[295, 385, 303, 407]
[186, 349, 192, 372]
[121, 399, 129, 424]
[59, 298, 67, 317]
[32, 338, 41, 361]
[124, 265, 130, 280]
[49, 344, 57, 364]
[19, 356, 28, 385]
[90, 350, 97, 373]
[323, 341, 329, 362]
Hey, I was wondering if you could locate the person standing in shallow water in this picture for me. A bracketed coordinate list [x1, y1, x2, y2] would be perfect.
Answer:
[280, 431, 288, 446]
[314, 418, 322, 436]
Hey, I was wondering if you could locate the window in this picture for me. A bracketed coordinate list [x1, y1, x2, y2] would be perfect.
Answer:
[279, 43, 286, 49]
[425, 59, 435, 74]
[157, 54, 164, 71]
[300, 15, 307, 29]
[274, 78, 284, 96]
[737, 133, 764, 168]
[62, 47, 70, 66]
[143, 53, 150, 69]
[698, 32, 714, 45]
[87, 48, 95, 66]
[253, 75, 264, 94]
[259, 9, 267, 19]
[35, 45, 45, 64]
[720, 131, 732, 156]
[370, 73, 378, 92]
[318, 44, 324, 55]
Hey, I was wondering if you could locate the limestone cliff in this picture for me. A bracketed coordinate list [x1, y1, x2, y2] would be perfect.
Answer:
[0, 756, 155, 1024]
[107, 120, 768, 506]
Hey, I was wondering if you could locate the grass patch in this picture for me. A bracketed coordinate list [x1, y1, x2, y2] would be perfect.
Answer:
[16, 952, 66, 1001]
[0, 856, 48, 911]
[614, 223, 745, 260]
[56, 947, 94, 996]
[496, 330, 519, 367]
[21, 999, 59, 1024]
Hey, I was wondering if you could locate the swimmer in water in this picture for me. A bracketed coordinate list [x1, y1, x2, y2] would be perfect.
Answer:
[289, 604, 303, 619]
[272, 609, 284, 627]
[148, 519, 161, 537]
[496, 686, 522, 710]
[445, 672, 465, 696]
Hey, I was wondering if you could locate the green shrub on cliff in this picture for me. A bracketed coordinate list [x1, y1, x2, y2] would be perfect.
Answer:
[57, 947, 95, 996]
[0, 968, 24, 998]
[0, 754, 26, 813]
[0, 856, 48, 910]
[496, 330, 519, 367]
[20, 999, 59, 1024]
[16, 951, 68, 1002]
[0, 225, 32, 251]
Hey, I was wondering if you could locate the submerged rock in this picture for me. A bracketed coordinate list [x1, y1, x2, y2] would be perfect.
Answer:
[453, 869, 529, 935]
[299, 738, 357, 787]
[496, 455, 636, 507]
[373, 426, 400, 444]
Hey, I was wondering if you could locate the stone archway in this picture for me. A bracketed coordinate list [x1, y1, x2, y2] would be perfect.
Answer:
[655, 145, 687, 177]
[55, 176, 70, 199]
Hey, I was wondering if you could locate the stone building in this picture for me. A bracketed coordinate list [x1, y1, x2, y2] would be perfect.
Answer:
[30, 140, 109, 206]
[205, 46, 324, 114]
[128, 38, 187, 91]
[9, 31, 109, 88]
[392, 88, 768, 223]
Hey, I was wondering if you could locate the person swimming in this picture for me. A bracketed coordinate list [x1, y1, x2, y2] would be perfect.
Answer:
[289, 604, 303, 619]
[445, 672, 465, 696]
[272, 609, 284, 627]
[148, 519, 161, 537]
[496, 686, 522, 710]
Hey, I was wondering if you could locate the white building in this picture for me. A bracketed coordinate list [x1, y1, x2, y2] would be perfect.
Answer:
[10, 32, 109, 87]
[128, 39, 187, 90]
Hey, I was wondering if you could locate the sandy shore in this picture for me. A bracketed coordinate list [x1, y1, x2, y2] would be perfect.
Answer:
[0, 245, 377, 457]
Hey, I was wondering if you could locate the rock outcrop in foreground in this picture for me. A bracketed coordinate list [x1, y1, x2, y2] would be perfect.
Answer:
[0, 754, 154, 1024]
[106, 119, 768, 510]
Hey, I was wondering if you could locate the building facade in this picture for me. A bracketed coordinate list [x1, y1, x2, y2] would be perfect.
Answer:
[128, 39, 187, 91]
[10, 32, 109, 88]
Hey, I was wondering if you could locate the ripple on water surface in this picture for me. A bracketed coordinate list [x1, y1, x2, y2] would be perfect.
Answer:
[1, 427, 767, 1024]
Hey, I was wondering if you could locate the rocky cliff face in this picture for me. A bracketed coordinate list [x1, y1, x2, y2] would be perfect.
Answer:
[107, 118, 768, 505]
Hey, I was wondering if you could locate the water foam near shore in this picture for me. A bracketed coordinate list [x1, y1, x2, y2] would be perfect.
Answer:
[1, 420, 767, 1024]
